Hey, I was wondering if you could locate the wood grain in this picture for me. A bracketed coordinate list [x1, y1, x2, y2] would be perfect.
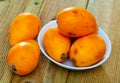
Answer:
[0, 0, 44, 82]
[0, 0, 120, 83]
[0, 0, 29, 83]
[40, 0, 88, 26]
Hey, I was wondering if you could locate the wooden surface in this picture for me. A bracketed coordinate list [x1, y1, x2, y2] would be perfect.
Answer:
[0, 0, 120, 83]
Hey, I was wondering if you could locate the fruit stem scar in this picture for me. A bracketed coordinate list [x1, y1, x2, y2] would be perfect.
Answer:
[11, 65, 17, 71]
[61, 53, 67, 60]
[71, 58, 76, 65]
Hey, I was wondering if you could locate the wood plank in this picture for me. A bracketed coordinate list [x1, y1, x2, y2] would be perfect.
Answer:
[24, 0, 44, 15]
[67, 0, 120, 83]
[40, 0, 88, 26]
[0, 0, 31, 82]
[11, 0, 88, 83]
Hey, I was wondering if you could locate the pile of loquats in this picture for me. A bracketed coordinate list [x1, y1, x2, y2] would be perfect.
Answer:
[7, 13, 41, 75]
[6, 7, 106, 76]
[43, 7, 106, 67]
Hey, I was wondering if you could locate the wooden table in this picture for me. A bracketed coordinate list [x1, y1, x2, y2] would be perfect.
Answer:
[0, 0, 120, 83]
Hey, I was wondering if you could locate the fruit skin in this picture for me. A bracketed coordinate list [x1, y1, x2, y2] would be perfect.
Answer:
[43, 28, 71, 62]
[6, 40, 40, 75]
[70, 34, 106, 67]
[56, 7, 98, 37]
[8, 13, 41, 46]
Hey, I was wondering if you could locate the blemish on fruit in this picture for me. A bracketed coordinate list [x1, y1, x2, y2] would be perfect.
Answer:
[73, 10, 78, 14]
[71, 58, 76, 65]
[61, 53, 67, 60]
[81, 61, 85, 64]
[68, 32, 76, 36]
[74, 48, 78, 55]
[95, 55, 101, 60]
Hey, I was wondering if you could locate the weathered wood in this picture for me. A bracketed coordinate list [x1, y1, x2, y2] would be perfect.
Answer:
[1, 0, 120, 83]
[24, 0, 44, 15]
[40, 0, 88, 26]
[67, 0, 120, 83]
[0, 0, 30, 83]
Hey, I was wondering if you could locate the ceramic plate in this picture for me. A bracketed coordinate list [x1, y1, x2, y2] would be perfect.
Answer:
[37, 20, 111, 70]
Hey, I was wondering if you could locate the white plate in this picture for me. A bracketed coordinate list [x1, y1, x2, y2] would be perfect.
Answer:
[37, 20, 111, 70]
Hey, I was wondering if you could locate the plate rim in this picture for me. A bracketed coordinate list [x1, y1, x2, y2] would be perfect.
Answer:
[37, 20, 112, 70]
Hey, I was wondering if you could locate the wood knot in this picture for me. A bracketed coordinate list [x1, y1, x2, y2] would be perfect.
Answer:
[34, 2, 38, 5]
[51, 17, 56, 20]
[24, 81, 31, 83]
[0, 0, 5, 2]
